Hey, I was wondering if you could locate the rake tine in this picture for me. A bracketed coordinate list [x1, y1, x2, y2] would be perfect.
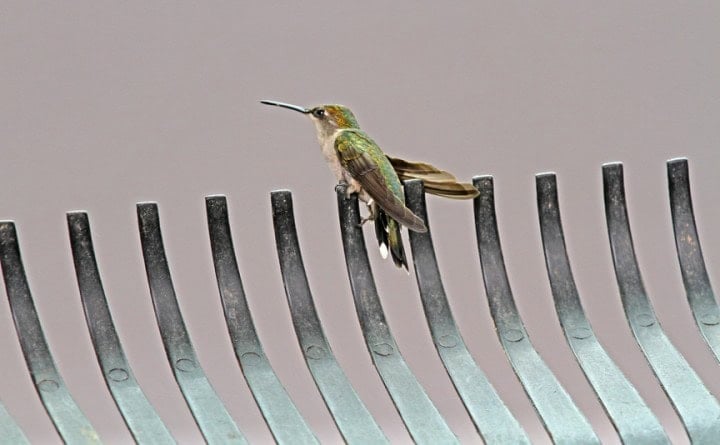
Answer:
[536, 174, 669, 444]
[0, 400, 28, 444]
[67, 212, 175, 444]
[205, 195, 318, 445]
[336, 185, 459, 445]
[472, 176, 600, 444]
[403, 180, 530, 444]
[136, 203, 247, 444]
[667, 158, 720, 361]
[602, 163, 720, 442]
[270, 190, 388, 444]
[0, 222, 100, 444]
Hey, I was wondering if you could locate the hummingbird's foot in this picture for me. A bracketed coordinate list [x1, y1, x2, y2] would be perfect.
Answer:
[357, 200, 377, 227]
[358, 215, 376, 227]
[345, 182, 360, 198]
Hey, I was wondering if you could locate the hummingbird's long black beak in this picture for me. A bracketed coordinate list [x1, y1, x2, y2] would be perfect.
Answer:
[260, 100, 310, 114]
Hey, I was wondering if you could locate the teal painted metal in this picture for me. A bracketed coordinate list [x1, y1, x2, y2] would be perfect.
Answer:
[270, 191, 388, 444]
[603, 163, 720, 443]
[0, 222, 100, 444]
[536, 173, 668, 444]
[3, 156, 720, 443]
[0, 401, 28, 445]
[67, 212, 175, 444]
[336, 185, 459, 445]
[473, 176, 600, 445]
[667, 158, 720, 362]
[205, 195, 319, 445]
[137, 204, 247, 445]
[404, 179, 530, 444]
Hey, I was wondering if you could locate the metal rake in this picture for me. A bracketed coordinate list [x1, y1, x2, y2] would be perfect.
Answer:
[1, 157, 719, 444]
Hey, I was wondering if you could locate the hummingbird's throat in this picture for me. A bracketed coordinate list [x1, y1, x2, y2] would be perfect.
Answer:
[313, 120, 340, 145]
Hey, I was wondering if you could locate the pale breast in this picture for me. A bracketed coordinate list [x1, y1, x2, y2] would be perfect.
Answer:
[317, 129, 346, 181]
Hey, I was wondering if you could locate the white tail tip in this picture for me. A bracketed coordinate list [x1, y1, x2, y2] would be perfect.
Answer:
[379, 243, 389, 259]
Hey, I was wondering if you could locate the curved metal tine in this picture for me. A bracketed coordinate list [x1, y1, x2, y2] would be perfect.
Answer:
[269, 191, 388, 445]
[0, 400, 29, 444]
[335, 185, 459, 445]
[667, 158, 720, 361]
[603, 162, 720, 443]
[0, 222, 101, 444]
[136, 203, 247, 445]
[536, 174, 669, 444]
[205, 195, 318, 445]
[67, 212, 175, 444]
[472, 176, 600, 445]
[403, 180, 530, 444]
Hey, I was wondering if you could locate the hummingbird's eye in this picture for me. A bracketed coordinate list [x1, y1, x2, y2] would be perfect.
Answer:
[312, 108, 326, 118]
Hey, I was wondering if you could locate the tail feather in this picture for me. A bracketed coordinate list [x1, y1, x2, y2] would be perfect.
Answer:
[375, 210, 389, 259]
[374, 208, 408, 270]
[421, 181, 481, 199]
[387, 155, 479, 199]
[387, 218, 408, 270]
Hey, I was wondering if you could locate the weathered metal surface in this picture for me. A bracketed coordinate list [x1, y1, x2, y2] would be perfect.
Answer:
[0, 222, 100, 444]
[403, 179, 530, 444]
[67, 211, 175, 444]
[270, 190, 387, 444]
[2, 157, 720, 443]
[536, 173, 668, 444]
[667, 158, 720, 362]
[205, 195, 318, 445]
[603, 162, 720, 443]
[473, 175, 600, 445]
[336, 184, 459, 445]
[136, 203, 247, 444]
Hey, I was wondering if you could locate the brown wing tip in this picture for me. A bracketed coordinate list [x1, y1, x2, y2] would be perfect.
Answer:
[408, 219, 428, 233]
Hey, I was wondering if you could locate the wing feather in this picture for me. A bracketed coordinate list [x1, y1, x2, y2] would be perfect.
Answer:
[387, 155, 479, 199]
[336, 132, 427, 232]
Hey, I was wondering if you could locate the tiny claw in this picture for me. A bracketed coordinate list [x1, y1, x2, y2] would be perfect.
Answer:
[358, 215, 374, 227]
[345, 185, 359, 198]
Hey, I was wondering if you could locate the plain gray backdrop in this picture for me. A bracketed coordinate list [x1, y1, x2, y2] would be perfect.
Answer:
[1, 2, 719, 444]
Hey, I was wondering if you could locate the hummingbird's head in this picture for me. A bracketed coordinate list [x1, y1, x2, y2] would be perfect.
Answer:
[260, 101, 360, 140]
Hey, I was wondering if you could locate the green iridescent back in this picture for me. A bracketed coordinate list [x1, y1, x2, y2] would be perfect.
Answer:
[334, 129, 404, 202]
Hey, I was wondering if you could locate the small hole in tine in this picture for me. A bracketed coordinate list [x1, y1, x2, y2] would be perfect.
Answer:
[0, 222, 99, 443]
[209, 194, 319, 444]
[137, 203, 246, 444]
[475, 173, 598, 443]
[68, 212, 174, 442]
[537, 171, 667, 442]
[604, 160, 720, 441]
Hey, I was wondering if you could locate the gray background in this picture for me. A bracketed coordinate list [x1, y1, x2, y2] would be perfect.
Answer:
[1, 2, 719, 443]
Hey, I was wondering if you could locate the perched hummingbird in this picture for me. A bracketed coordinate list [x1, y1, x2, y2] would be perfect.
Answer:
[260, 100, 479, 270]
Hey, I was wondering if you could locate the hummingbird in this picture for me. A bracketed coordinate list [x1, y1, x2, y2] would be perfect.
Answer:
[260, 100, 479, 270]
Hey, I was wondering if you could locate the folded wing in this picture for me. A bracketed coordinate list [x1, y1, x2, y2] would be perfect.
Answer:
[335, 131, 427, 233]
